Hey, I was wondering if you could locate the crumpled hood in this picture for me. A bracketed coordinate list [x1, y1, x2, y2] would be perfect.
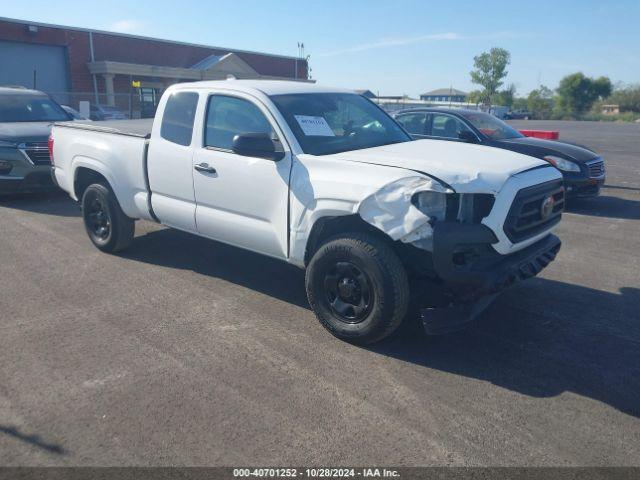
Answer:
[323, 139, 549, 193]
[0, 122, 53, 144]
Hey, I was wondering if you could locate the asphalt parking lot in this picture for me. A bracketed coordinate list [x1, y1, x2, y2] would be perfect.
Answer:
[0, 120, 638, 466]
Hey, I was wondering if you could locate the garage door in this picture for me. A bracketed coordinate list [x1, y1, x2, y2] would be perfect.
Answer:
[0, 40, 69, 94]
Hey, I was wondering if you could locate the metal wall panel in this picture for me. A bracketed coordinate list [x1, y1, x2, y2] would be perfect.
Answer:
[0, 40, 69, 94]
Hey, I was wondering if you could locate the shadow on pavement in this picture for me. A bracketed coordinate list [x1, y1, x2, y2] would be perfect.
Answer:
[125, 227, 639, 418]
[566, 194, 640, 220]
[123, 227, 308, 309]
[603, 184, 640, 193]
[370, 278, 640, 418]
[0, 425, 68, 455]
[0, 191, 80, 218]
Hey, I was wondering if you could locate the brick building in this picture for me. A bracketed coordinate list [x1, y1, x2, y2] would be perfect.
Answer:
[0, 16, 309, 117]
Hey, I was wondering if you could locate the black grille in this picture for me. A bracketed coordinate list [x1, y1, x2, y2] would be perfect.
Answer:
[504, 180, 564, 243]
[587, 158, 605, 178]
[20, 142, 51, 165]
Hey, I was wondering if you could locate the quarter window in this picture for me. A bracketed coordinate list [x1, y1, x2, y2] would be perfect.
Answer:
[205, 95, 274, 150]
[160, 92, 199, 146]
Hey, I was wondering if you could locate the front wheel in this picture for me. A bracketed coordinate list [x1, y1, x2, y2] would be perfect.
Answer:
[305, 232, 409, 344]
[82, 183, 134, 253]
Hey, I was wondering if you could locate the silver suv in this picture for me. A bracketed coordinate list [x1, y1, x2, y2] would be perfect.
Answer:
[0, 87, 71, 194]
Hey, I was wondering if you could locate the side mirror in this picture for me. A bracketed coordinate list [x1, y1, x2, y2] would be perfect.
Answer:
[232, 133, 285, 161]
[458, 130, 477, 143]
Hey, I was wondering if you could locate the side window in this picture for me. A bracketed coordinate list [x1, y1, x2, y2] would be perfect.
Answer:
[160, 92, 199, 146]
[431, 114, 473, 140]
[205, 95, 274, 150]
[396, 113, 427, 135]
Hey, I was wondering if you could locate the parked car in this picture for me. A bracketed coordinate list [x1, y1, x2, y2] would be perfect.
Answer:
[51, 81, 564, 343]
[504, 109, 533, 120]
[62, 105, 90, 120]
[394, 108, 605, 197]
[0, 86, 72, 194]
[90, 104, 128, 121]
[488, 105, 509, 119]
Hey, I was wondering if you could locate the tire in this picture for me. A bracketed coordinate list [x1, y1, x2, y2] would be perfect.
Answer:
[305, 232, 410, 344]
[81, 183, 134, 253]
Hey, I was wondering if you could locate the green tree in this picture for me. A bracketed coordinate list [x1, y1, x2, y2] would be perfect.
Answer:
[470, 47, 511, 106]
[556, 73, 612, 117]
[511, 97, 528, 110]
[467, 90, 483, 104]
[607, 84, 640, 112]
[493, 83, 516, 107]
[527, 85, 554, 119]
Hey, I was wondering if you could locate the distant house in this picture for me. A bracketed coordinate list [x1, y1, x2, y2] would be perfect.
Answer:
[420, 88, 468, 103]
[355, 89, 377, 99]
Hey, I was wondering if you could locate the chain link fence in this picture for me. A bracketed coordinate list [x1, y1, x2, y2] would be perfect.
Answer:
[48, 91, 162, 120]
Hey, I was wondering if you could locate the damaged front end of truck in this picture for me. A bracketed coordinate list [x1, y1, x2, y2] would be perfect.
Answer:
[357, 174, 563, 334]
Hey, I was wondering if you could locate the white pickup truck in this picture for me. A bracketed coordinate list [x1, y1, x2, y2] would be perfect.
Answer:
[50, 80, 564, 343]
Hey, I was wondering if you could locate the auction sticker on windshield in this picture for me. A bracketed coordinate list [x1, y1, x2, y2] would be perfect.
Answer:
[294, 115, 335, 136]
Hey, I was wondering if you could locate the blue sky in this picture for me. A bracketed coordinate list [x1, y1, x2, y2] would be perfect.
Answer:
[3, 0, 639, 97]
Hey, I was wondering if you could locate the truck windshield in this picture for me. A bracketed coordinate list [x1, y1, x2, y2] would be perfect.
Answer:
[270, 93, 411, 155]
[460, 111, 524, 140]
[0, 94, 71, 122]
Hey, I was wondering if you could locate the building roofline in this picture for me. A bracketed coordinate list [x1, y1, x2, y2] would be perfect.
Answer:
[420, 88, 468, 97]
[0, 16, 304, 63]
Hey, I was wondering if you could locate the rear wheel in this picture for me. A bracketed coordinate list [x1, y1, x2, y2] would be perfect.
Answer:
[81, 183, 134, 253]
[305, 232, 409, 344]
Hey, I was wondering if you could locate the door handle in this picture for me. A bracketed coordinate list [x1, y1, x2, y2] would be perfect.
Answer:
[194, 163, 217, 174]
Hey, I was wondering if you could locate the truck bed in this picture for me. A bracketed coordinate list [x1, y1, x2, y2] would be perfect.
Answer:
[51, 119, 154, 221]
[55, 119, 154, 138]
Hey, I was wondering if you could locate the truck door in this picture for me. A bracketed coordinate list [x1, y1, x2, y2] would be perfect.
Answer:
[191, 93, 292, 259]
[147, 90, 200, 232]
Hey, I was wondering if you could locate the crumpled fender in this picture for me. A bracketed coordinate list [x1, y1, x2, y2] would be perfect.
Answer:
[357, 176, 450, 251]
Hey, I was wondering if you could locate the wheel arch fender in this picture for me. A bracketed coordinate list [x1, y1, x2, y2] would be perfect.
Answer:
[71, 156, 139, 218]
[71, 156, 116, 200]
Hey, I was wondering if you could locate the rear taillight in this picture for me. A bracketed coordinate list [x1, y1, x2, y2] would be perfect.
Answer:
[48, 135, 54, 166]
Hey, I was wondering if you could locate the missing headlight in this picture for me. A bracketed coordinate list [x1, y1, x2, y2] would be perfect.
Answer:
[456, 194, 495, 223]
[412, 191, 447, 222]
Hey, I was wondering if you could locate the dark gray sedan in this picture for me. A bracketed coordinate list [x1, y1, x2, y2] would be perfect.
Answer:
[393, 108, 605, 198]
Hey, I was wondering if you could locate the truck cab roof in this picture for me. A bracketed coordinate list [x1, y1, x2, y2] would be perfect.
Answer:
[0, 86, 50, 97]
[169, 79, 354, 97]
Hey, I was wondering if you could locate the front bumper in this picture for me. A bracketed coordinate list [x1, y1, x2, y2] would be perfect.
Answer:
[422, 222, 561, 334]
[564, 175, 604, 198]
[0, 170, 55, 194]
[0, 146, 55, 194]
[563, 158, 605, 198]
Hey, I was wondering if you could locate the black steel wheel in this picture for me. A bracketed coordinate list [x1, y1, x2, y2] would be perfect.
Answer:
[81, 182, 135, 253]
[306, 232, 409, 344]
[86, 195, 111, 241]
[324, 261, 373, 323]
